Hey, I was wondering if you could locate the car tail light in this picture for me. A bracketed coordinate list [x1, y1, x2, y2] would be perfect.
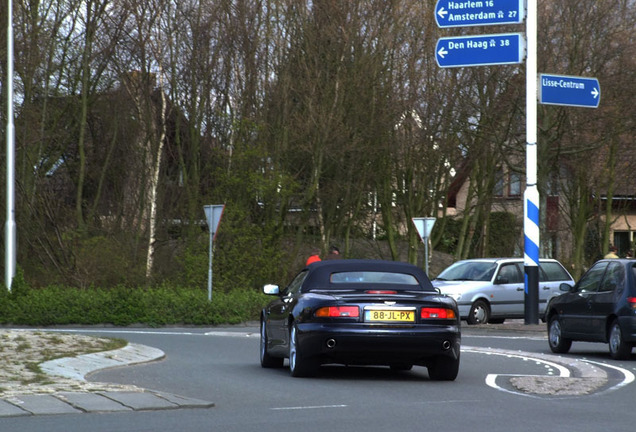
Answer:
[628, 297, 636, 310]
[366, 290, 397, 294]
[421, 307, 456, 319]
[315, 306, 360, 318]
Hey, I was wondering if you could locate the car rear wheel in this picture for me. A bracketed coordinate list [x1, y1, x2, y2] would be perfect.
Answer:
[467, 300, 490, 325]
[289, 324, 319, 377]
[609, 320, 633, 360]
[548, 315, 572, 354]
[427, 352, 460, 381]
[260, 319, 284, 368]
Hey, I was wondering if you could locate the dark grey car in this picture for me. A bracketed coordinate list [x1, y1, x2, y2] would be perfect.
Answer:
[546, 259, 636, 359]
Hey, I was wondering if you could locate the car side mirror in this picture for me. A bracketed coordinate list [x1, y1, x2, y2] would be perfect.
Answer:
[263, 284, 280, 295]
[495, 276, 509, 284]
[559, 282, 573, 292]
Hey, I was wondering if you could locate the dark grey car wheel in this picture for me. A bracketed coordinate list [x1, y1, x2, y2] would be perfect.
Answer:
[467, 300, 490, 325]
[609, 320, 632, 360]
[548, 315, 572, 354]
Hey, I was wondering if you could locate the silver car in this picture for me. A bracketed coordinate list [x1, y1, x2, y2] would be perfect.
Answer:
[432, 258, 574, 325]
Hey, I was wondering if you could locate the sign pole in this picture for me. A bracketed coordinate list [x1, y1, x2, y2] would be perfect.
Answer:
[208, 228, 213, 301]
[203, 205, 225, 302]
[524, 0, 540, 324]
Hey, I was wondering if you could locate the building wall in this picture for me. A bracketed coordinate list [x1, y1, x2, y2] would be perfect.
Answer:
[605, 213, 636, 256]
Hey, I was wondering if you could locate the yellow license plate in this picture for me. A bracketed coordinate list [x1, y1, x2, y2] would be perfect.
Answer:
[365, 310, 415, 322]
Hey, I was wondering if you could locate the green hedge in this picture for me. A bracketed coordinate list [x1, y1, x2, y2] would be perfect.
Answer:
[0, 283, 270, 326]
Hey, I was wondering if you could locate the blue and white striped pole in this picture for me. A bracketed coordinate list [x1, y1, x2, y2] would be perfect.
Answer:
[524, 0, 540, 324]
[5, 0, 16, 292]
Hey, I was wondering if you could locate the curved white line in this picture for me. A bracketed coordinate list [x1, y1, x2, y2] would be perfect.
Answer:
[464, 346, 572, 398]
[485, 373, 544, 399]
[463, 347, 570, 377]
[580, 359, 635, 395]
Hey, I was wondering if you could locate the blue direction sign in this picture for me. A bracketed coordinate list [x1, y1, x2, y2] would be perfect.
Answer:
[539, 74, 601, 108]
[435, 0, 525, 28]
[436, 33, 525, 68]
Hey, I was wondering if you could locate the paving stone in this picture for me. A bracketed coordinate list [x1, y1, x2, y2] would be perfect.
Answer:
[99, 391, 178, 410]
[153, 391, 215, 408]
[11, 394, 82, 415]
[0, 399, 31, 417]
[57, 392, 132, 412]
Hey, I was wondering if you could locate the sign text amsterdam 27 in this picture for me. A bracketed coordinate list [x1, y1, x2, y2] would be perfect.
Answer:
[436, 33, 525, 68]
[435, 0, 525, 28]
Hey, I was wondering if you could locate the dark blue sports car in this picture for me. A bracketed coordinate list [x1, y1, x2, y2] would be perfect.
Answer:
[260, 259, 461, 380]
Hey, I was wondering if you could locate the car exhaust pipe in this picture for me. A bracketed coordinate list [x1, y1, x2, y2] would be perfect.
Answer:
[442, 340, 451, 350]
[326, 339, 337, 349]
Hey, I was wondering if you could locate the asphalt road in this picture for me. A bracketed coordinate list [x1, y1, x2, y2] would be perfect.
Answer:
[2, 323, 636, 432]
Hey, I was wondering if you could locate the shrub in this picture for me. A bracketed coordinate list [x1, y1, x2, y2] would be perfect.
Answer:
[0, 283, 270, 326]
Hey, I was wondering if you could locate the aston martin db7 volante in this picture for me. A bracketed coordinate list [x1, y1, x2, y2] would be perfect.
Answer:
[260, 259, 461, 380]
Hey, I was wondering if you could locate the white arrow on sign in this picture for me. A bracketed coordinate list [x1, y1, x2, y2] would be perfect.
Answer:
[591, 88, 599, 99]
[437, 7, 448, 19]
[437, 46, 448, 59]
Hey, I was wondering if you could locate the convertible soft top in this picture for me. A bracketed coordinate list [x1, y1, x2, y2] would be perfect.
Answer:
[304, 259, 436, 292]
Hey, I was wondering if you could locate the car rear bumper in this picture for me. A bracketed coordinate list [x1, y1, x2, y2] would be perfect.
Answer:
[295, 322, 460, 366]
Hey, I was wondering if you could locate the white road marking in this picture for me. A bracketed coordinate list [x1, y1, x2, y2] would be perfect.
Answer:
[580, 359, 635, 395]
[463, 346, 570, 376]
[204, 331, 259, 337]
[25, 328, 259, 337]
[271, 404, 347, 411]
[463, 345, 635, 397]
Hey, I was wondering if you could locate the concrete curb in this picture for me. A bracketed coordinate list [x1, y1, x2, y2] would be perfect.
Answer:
[1, 343, 215, 417]
[40, 343, 166, 381]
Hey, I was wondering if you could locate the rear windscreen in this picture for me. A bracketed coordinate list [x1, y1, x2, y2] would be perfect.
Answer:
[330, 271, 419, 285]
